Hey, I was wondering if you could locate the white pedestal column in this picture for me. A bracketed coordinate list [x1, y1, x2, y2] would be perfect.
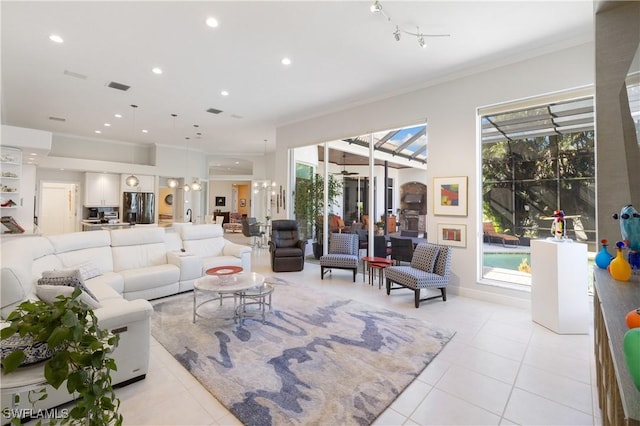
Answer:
[531, 239, 589, 334]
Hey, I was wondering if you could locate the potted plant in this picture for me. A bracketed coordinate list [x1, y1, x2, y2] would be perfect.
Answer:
[294, 173, 342, 258]
[1, 288, 122, 425]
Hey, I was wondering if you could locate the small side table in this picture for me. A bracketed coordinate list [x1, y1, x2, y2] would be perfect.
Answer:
[361, 256, 393, 283]
[236, 283, 275, 325]
[368, 260, 394, 289]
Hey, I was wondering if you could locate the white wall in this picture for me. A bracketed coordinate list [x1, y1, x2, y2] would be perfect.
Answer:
[276, 42, 595, 306]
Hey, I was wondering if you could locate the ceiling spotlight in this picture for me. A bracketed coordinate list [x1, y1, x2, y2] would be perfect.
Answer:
[49, 34, 64, 43]
[393, 26, 401, 42]
[281, 57, 292, 66]
[152, 67, 163, 75]
[370, 1, 382, 13]
[114, 113, 122, 118]
[206, 17, 219, 28]
[221, 90, 229, 96]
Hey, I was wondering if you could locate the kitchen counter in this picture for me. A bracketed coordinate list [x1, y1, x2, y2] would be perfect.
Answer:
[81, 220, 134, 231]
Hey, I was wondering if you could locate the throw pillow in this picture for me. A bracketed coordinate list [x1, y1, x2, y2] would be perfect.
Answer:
[39, 269, 99, 303]
[71, 261, 102, 281]
[411, 244, 440, 272]
[36, 285, 102, 310]
[0, 330, 52, 367]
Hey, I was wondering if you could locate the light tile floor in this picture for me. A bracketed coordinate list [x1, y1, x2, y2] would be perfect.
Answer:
[114, 245, 598, 426]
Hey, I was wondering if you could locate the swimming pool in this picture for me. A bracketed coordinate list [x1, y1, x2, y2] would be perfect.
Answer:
[483, 252, 530, 271]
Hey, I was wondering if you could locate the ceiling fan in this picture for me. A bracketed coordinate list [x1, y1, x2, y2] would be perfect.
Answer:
[332, 153, 359, 176]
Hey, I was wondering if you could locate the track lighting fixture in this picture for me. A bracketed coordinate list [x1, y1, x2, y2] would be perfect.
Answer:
[370, 1, 450, 48]
[418, 32, 426, 49]
[393, 26, 401, 42]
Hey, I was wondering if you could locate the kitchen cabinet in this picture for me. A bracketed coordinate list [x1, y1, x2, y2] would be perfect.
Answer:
[121, 174, 154, 193]
[1, 147, 21, 210]
[85, 173, 120, 206]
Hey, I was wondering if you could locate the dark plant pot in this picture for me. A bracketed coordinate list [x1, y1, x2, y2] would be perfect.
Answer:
[313, 242, 323, 259]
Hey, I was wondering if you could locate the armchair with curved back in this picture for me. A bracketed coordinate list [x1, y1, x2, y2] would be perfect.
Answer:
[268, 220, 307, 272]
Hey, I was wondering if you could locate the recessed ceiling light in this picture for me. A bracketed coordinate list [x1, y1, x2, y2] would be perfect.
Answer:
[104, 123, 111, 127]
[29, 153, 37, 156]
[221, 90, 229, 96]
[281, 57, 292, 66]
[49, 34, 63, 43]
[205, 17, 219, 28]
[114, 113, 122, 118]
[94, 130, 101, 134]
[142, 129, 148, 133]
[152, 67, 163, 75]
[235, 161, 239, 164]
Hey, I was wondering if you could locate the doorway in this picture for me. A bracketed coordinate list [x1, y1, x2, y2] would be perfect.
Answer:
[39, 182, 78, 235]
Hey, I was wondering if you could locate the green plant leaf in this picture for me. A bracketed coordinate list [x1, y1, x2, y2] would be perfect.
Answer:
[44, 361, 66, 389]
[1, 350, 25, 373]
[0, 326, 17, 339]
[47, 326, 71, 348]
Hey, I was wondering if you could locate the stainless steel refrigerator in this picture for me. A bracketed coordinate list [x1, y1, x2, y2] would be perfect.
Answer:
[123, 192, 155, 224]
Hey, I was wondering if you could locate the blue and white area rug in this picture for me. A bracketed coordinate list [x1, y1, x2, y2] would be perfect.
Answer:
[150, 278, 454, 426]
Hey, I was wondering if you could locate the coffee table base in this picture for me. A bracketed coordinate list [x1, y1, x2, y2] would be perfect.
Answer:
[236, 284, 274, 325]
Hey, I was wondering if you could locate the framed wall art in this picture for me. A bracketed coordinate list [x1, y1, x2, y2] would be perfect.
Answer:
[239, 198, 246, 208]
[215, 196, 226, 207]
[437, 223, 466, 247]
[433, 176, 468, 216]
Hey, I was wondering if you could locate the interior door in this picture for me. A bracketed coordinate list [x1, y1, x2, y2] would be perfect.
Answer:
[40, 182, 77, 235]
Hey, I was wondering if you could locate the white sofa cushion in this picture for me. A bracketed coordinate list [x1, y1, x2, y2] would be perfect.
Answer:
[118, 264, 180, 293]
[86, 272, 124, 296]
[181, 224, 226, 257]
[1, 237, 56, 319]
[110, 228, 168, 271]
[47, 231, 114, 276]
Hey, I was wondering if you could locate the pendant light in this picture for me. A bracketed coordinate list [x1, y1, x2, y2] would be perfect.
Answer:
[125, 104, 140, 187]
[189, 124, 202, 191]
[167, 114, 179, 188]
[182, 136, 191, 192]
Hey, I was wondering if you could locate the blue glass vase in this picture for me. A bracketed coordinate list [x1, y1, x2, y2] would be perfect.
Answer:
[595, 239, 614, 269]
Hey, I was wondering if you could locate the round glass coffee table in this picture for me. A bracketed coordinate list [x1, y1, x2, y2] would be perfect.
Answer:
[193, 271, 264, 323]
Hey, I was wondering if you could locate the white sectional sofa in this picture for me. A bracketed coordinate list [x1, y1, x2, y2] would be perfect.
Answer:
[0, 224, 251, 422]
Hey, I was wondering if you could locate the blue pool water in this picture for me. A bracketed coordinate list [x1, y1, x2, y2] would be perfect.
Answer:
[483, 253, 530, 271]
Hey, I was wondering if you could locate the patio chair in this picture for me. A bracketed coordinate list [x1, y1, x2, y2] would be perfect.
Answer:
[385, 243, 452, 308]
[390, 236, 414, 265]
[319, 233, 359, 282]
[242, 218, 264, 247]
[483, 222, 520, 247]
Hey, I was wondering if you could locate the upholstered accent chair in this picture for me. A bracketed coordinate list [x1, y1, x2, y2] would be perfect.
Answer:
[319, 233, 359, 282]
[268, 220, 307, 272]
[385, 243, 452, 308]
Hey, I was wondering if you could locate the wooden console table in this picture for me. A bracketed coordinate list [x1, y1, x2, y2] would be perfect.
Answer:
[593, 269, 640, 425]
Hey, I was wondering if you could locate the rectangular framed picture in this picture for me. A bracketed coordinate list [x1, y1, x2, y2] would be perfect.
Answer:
[433, 176, 468, 216]
[215, 196, 226, 207]
[437, 223, 466, 247]
[239, 198, 246, 207]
